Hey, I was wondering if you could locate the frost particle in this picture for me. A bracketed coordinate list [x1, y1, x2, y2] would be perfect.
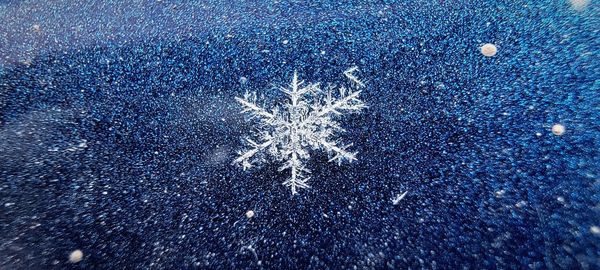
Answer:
[392, 191, 408, 205]
[481, 43, 497, 57]
[552, 124, 565, 136]
[69, 250, 83, 263]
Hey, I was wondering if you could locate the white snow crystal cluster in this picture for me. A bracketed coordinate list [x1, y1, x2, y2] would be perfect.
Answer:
[233, 67, 367, 194]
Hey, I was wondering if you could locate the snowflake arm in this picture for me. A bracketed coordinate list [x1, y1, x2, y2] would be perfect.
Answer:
[235, 92, 274, 121]
[317, 139, 357, 165]
[299, 84, 366, 131]
[315, 86, 366, 117]
[343, 66, 365, 87]
[280, 152, 311, 195]
[280, 71, 320, 105]
[233, 138, 273, 170]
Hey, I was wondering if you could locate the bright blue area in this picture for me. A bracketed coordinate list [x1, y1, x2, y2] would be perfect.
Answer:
[0, 1, 598, 269]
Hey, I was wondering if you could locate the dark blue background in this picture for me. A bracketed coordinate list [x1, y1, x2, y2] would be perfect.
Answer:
[1, 1, 598, 269]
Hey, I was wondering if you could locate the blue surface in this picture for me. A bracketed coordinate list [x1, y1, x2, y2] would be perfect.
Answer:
[1, 1, 599, 269]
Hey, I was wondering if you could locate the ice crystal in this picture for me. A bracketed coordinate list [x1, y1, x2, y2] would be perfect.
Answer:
[233, 67, 367, 194]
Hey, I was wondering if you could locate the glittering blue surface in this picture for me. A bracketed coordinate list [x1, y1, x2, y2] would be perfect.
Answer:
[1, 1, 599, 269]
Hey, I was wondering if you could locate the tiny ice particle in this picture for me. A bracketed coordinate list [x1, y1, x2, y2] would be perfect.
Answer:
[392, 191, 408, 205]
[515, 200, 527, 208]
[552, 124, 565, 136]
[21, 59, 32, 66]
[245, 210, 255, 218]
[570, 0, 590, 11]
[78, 140, 87, 148]
[591, 226, 600, 235]
[282, 39, 289, 45]
[480, 43, 497, 57]
[557, 196, 565, 203]
[69, 250, 83, 263]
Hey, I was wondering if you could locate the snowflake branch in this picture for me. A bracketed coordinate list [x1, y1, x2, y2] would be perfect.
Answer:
[281, 71, 319, 107]
[280, 152, 311, 195]
[318, 139, 357, 164]
[344, 66, 365, 87]
[316, 88, 365, 117]
[233, 139, 273, 170]
[235, 94, 274, 120]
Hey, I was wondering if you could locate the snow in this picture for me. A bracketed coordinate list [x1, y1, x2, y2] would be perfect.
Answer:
[234, 67, 367, 194]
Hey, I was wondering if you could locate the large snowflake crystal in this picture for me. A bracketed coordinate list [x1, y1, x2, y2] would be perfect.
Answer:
[233, 67, 367, 194]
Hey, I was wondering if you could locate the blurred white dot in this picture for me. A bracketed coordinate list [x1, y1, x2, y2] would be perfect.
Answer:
[552, 124, 565, 136]
[69, 250, 83, 263]
[557, 196, 565, 203]
[321, 50, 326, 55]
[481, 43, 497, 57]
[21, 59, 32, 66]
[570, 0, 590, 11]
[245, 210, 255, 218]
[282, 40, 289, 45]
[239, 76, 248, 84]
[591, 226, 600, 235]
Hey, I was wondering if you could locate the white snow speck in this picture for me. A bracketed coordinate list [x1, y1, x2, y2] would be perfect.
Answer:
[392, 191, 408, 205]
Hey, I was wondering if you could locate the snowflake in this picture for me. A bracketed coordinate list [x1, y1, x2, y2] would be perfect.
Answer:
[233, 67, 367, 194]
